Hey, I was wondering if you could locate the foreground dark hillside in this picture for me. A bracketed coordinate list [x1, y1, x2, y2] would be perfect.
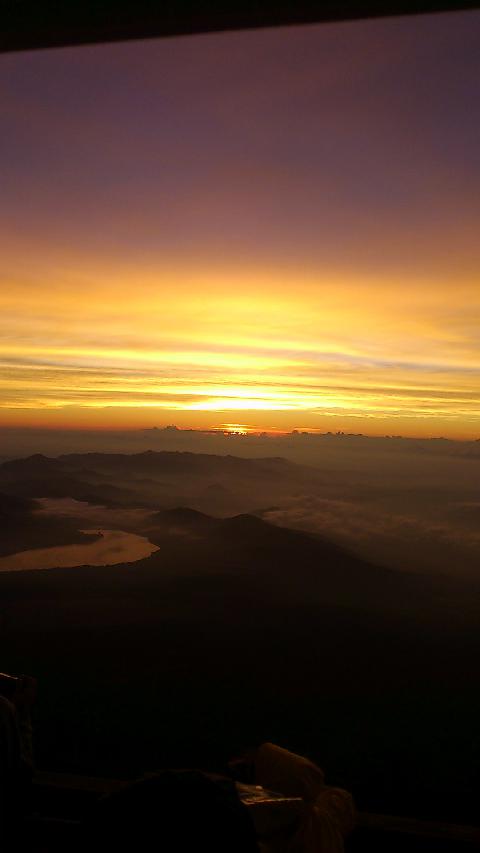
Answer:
[1, 507, 480, 825]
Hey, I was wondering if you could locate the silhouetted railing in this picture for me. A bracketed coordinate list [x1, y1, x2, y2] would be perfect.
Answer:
[27, 771, 480, 852]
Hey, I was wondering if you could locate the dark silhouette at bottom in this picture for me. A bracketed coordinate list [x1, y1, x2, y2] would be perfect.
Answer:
[85, 769, 260, 853]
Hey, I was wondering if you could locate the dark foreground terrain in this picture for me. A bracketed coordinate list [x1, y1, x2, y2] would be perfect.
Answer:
[1, 499, 480, 826]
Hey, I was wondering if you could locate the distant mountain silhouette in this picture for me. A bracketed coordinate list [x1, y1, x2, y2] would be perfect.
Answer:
[0, 451, 307, 515]
[1, 449, 475, 617]
[151, 506, 217, 532]
[150, 508, 300, 542]
[55, 450, 296, 477]
[0, 451, 299, 487]
[220, 512, 277, 533]
[0, 453, 56, 476]
[0, 472, 134, 506]
[0, 492, 38, 521]
[1, 500, 477, 624]
[139, 507, 451, 614]
[0, 454, 169, 506]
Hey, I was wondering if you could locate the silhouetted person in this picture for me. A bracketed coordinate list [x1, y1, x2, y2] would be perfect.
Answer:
[0, 675, 36, 843]
[229, 742, 356, 853]
[85, 769, 259, 853]
[0, 695, 21, 840]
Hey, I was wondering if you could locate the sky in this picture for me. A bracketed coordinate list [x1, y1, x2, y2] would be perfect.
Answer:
[1, 10, 479, 438]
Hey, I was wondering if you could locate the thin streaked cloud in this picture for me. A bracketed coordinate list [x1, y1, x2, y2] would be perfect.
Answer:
[1, 12, 479, 436]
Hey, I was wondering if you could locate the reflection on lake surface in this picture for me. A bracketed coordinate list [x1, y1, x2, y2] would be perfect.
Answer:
[0, 529, 159, 572]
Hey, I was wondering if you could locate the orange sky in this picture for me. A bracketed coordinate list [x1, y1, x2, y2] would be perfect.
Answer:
[1, 13, 479, 439]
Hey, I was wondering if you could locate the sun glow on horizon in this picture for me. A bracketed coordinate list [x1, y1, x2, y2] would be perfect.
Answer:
[1, 13, 480, 439]
[1, 266, 479, 437]
[1, 272, 479, 438]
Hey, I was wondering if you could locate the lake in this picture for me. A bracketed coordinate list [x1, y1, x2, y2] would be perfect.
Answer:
[0, 529, 159, 572]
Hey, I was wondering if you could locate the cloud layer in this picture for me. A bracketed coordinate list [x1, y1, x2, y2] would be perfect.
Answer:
[1, 12, 479, 436]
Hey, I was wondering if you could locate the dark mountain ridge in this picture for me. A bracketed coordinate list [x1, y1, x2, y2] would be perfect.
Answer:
[0, 491, 38, 517]
[0, 450, 298, 480]
[1, 503, 477, 625]
[0, 450, 310, 515]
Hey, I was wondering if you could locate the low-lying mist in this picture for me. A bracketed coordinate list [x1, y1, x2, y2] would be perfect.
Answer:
[1, 425, 479, 578]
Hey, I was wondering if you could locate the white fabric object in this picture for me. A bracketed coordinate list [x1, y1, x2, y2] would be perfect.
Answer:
[254, 743, 356, 853]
